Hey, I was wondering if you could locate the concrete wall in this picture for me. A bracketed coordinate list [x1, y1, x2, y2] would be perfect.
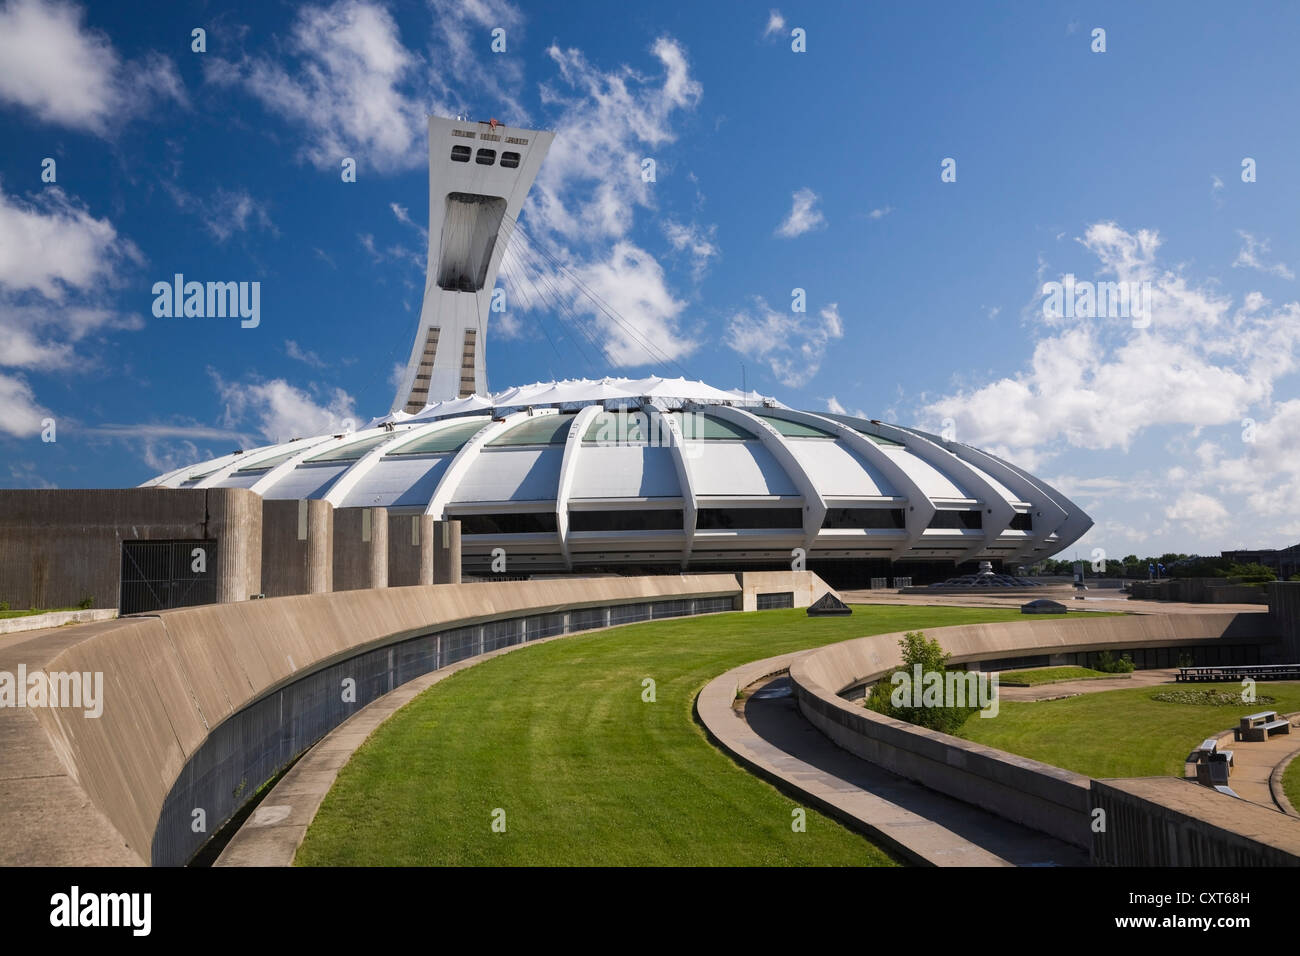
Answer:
[789, 612, 1277, 849]
[432, 519, 461, 584]
[10, 574, 742, 865]
[1269, 581, 1300, 661]
[260, 499, 332, 597]
[1092, 777, 1300, 866]
[388, 513, 433, 587]
[0, 488, 260, 610]
[737, 570, 837, 611]
[332, 507, 387, 591]
[1130, 578, 1270, 604]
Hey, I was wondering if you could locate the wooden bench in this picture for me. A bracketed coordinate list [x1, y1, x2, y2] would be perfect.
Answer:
[1239, 711, 1292, 742]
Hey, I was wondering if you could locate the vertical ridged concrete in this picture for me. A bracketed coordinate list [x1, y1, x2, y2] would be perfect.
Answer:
[388, 513, 433, 587]
[432, 519, 461, 584]
[333, 507, 388, 591]
[261, 499, 335, 597]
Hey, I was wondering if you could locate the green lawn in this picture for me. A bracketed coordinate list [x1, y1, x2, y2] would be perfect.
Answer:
[297, 604, 1029, 866]
[998, 666, 1121, 686]
[0, 606, 83, 619]
[1284, 755, 1300, 814]
[958, 684, 1300, 778]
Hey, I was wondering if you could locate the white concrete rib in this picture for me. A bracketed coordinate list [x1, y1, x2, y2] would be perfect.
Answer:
[767, 408, 935, 559]
[554, 405, 603, 571]
[709, 405, 827, 556]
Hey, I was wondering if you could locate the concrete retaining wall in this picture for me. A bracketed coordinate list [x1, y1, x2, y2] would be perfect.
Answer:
[0, 488, 261, 611]
[738, 570, 836, 611]
[1092, 777, 1300, 865]
[789, 612, 1277, 849]
[15, 573, 749, 865]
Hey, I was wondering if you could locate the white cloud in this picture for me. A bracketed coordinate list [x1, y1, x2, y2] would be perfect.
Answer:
[1233, 230, 1294, 280]
[763, 9, 786, 38]
[0, 185, 139, 298]
[826, 396, 846, 414]
[775, 187, 825, 238]
[531, 36, 702, 242]
[165, 183, 275, 243]
[0, 0, 185, 136]
[662, 220, 718, 280]
[569, 241, 695, 366]
[727, 299, 843, 387]
[213, 371, 358, 443]
[1164, 491, 1230, 534]
[921, 221, 1300, 466]
[427, 0, 528, 121]
[207, 0, 438, 173]
[285, 339, 328, 368]
[867, 205, 893, 221]
[0, 372, 50, 438]
[505, 36, 703, 368]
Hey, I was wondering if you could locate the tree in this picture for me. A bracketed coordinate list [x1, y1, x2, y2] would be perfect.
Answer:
[864, 631, 980, 733]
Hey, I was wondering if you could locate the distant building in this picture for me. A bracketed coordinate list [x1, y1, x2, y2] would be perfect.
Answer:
[1222, 544, 1300, 581]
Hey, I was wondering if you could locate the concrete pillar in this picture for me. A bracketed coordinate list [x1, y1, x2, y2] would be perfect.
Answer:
[432, 519, 461, 584]
[207, 488, 262, 603]
[333, 507, 388, 591]
[388, 513, 433, 587]
[261, 499, 334, 597]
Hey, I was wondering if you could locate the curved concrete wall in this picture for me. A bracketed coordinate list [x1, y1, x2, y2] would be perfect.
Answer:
[21, 574, 745, 865]
[789, 612, 1274, 847]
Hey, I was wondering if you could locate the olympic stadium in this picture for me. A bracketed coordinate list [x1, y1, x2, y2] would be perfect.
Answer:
[140, 115, 1092, 583]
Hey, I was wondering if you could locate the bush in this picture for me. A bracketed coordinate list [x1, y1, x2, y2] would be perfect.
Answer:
[1095, 650, 1136, 673]
[0, 601, 8, 612]
[863, 631, 980, 733]
[77, 596, 93, 610]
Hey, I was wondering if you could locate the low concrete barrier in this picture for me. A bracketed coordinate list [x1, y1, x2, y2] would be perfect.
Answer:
[6, 571, 796, 866]
[0, 608, 116, 635]
[789, 612, 1277, 849]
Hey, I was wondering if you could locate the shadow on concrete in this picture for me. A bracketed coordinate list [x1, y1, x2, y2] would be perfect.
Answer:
[743, 676, 1090, 866]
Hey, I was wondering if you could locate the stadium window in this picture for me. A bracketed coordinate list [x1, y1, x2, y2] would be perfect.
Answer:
[927, 510, 983, 530]
[569, 510, 683, 532]
[696, 508, 803, 530]
[500, 151, 521, 169]
[1008, 513, 1033, 531]
[459, 512, 557, 534]
[450, 145, 471, 162]
[821, 508, 906, 529]
[475, 148, 496, 165]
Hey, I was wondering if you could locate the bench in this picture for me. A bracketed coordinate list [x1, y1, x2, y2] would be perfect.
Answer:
[1189, 738, 1235, 785]
[1239, 711, 1292, 742]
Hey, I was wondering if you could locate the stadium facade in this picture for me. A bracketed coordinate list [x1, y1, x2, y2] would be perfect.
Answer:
[142, 116, 1092, 582]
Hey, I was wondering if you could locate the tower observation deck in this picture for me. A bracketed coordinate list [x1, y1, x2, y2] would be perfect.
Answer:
[391, 116, 555, 413]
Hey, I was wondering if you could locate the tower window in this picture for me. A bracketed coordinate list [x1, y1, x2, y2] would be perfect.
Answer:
[500, 151, 521, 169]
[450, 145, 471, 162]
[475, 148, 496, 165]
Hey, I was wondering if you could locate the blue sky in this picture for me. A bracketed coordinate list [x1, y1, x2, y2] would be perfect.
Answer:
[2, 0, 1299, 560]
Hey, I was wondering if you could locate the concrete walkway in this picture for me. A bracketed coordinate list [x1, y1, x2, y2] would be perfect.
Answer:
[1203, 716, 1300, 811]
[696, 651, 1088, 867]
[997, 667, 1178, 702]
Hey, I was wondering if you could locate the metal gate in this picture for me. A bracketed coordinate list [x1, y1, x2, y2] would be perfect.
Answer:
[119, 539, 218, 615]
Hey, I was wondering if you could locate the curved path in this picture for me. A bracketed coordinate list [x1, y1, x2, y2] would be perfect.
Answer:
[696, 651, 1087, 866]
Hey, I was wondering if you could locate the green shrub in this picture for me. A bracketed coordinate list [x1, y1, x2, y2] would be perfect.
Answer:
[1096, 650, 1136, 673]
[0, 601, 8, 612]
[77, 596, 93, 610]
[863, 631, 979, 733]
